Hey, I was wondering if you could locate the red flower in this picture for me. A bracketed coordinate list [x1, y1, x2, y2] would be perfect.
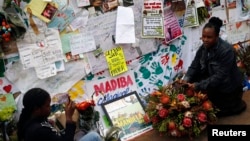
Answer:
[182, 117, 192, 127]
[202, 101, 213, 111]
[160, 95, 170, 104]
[204, 0, 210, 7]
[152, 116, 160, 124]
[197, 112, 207, 122]
[177, 94, 185, 101]
[158, 108, 169, 118]
[168, 121, 176, 130]
[143, 113, 151, 123]
[185, 88, 194, 96]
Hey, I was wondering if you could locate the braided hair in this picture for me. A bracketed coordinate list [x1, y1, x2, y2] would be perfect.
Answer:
[203, 17, 223, 36]
[17, 88, 50, 141]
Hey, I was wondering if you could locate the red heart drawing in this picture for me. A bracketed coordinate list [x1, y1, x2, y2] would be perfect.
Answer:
[236, 22, 242, 29]
[3, 85, 12, 93]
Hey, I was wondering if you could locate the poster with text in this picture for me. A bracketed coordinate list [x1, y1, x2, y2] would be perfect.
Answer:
[163, 6, 183, 44]
[83, 71, 138, 137]
[141, 0, 165, 38]
[105, 46, 128, 77]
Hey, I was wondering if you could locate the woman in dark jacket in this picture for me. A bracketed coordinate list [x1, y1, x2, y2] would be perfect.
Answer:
[17, 88, 102, 141]
[183, 17, 247, 117]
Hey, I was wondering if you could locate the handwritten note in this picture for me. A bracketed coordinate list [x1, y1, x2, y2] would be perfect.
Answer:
[4, 60, 87, 95]
[69, 9, 89, 31]
[69, 33, 96, 55]
[105, 46, 128, 76]
[17, 28, 64, 69]
[76, 0, 90, 7]
[35, 63, 57, 79]
[226, 20, 250, 44]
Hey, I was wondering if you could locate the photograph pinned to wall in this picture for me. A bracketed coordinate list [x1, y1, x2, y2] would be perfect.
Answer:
[64, 52, 84, 62]
[47, 6, 76, 32]
[25, 0, 59, 23]
[163, 4, 183, 44]
[183, 0, 200, 27]
[101, 91, 152, 141]
[41, 3, 58, 20]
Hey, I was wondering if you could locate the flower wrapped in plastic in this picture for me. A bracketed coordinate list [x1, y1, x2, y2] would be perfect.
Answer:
[143, 82, 219, 139]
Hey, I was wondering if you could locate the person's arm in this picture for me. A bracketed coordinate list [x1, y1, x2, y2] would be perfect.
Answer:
[32, 124, 75, 141]
[38, 100, 77, 141]
[195, 46, 234, 90]
[183, 47, 203, 83]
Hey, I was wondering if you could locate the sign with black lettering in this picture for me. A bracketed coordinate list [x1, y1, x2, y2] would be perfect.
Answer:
[207, 125, 250, 140]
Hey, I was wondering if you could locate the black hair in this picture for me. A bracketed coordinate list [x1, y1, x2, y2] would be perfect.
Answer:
[203, 17, 223, 36]
[17, 88, 50, 141]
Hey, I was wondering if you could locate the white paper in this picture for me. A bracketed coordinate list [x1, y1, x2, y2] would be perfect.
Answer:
[76, 0, 90, 7]
[4, 60, 86, 95]
[82, 56, 91, 74]
[115, 6, 136, 44]
[35, 63, 57, 79]
[210, 0, 228, 24]
[17, 28, 64, 69]
[69, 10, 89, 31]
[195, 0, 205, 8]
[69, 0, 83, 14]
[69, 33, 96, 55]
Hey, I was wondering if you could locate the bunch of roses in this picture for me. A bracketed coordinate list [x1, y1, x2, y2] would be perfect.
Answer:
[143, 82, 218, 139]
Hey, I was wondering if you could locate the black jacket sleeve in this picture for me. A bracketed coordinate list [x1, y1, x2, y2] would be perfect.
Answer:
[25, 121, 76, 141]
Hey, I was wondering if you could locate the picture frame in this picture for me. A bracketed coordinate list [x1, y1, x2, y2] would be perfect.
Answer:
[101, 91, 152, 141]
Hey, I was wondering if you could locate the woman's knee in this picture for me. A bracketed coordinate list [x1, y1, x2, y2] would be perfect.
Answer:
[79, 131, 102, 141]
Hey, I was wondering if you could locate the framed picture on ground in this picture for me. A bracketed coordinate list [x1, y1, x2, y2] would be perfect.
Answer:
[101, 91, 152, 141]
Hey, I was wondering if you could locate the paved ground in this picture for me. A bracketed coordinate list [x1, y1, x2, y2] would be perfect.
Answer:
[130, 90, 250, 141]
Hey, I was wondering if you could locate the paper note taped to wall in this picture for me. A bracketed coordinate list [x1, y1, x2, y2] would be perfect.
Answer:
[105, 46, 128, 76]
[69, 33, 96, 55]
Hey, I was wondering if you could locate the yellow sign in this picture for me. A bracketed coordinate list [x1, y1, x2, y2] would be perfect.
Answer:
[105, 46, 128, 76]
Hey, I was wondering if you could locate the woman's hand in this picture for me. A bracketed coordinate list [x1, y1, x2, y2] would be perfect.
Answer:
[187, 83, 195, 89]
[64, 99, 76, 122]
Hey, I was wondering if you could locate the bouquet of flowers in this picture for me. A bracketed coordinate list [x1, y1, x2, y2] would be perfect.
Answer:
[143, 82, 218, 139]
